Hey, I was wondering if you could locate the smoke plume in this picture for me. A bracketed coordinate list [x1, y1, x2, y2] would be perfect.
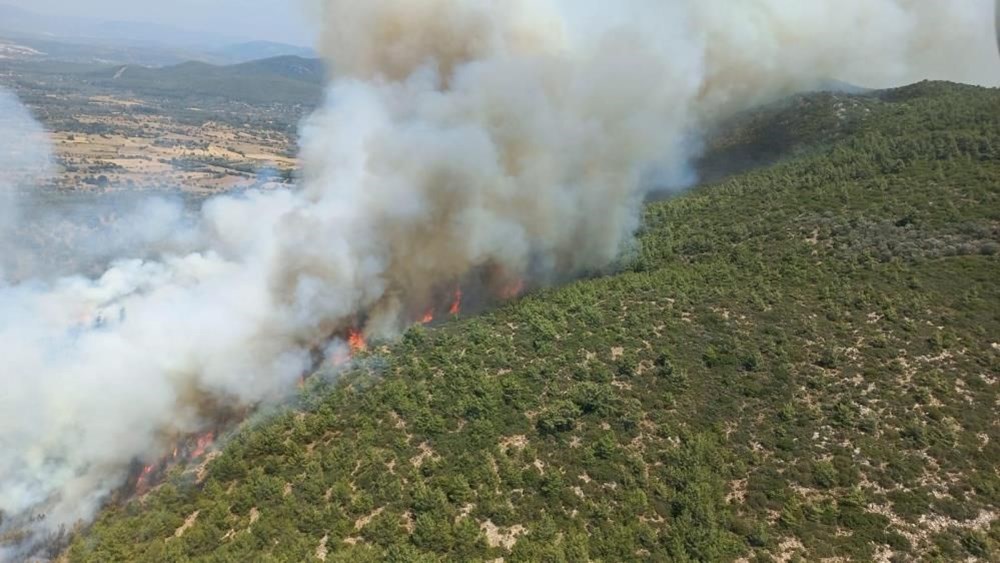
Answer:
[0, 91, 55, 281]
[2, 0, 998, 556]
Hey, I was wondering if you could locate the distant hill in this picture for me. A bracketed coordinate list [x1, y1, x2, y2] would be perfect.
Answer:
[1, 54, 325, 106]
[63, 82, 1000, 562]
[79, 56, 325, 105]
[0, 4, 313, 66]
[211, 41, 317, 65]
[0, 4, 241, 49]
[231, 55, 326, 83]
[0, 34, 194, 66]
[0, 4, 78, 39]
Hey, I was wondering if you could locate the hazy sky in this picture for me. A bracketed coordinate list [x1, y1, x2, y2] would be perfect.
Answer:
[15, 0, 317, 46]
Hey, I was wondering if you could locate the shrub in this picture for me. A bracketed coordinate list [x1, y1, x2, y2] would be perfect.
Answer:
[536, 400, 582, 435]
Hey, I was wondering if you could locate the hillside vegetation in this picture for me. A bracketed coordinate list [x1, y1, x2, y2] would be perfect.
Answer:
[2, 56, 325, 107]
[85, 56, 325, 105]
[66, 82, 999, 562]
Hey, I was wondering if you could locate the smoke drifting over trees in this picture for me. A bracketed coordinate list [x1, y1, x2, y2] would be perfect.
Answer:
[1, 0, 998, 556]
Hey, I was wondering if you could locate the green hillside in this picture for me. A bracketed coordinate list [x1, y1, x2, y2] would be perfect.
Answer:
[66, 82, 999, 562]
[85, 56, 325, 105]
[0, 56, 325, 107]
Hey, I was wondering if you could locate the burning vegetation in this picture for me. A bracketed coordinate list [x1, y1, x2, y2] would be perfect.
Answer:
[125, 276, 526, 499]
[133, 431, 216, 496]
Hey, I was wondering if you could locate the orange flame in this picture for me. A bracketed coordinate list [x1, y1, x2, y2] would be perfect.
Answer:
[500, 279, 525, 300]
[135, 463, 155, 494]
[191, 432, 214, 459]
[449, 288, 463, 315]
[348, 329, 367, 353]
[420, 309, 435, 324]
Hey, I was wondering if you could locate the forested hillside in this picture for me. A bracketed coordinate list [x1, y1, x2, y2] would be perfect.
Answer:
[66, 82, 999, 562]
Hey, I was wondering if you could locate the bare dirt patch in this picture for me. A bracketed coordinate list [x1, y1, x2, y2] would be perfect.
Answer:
[480, 520, 527, 550]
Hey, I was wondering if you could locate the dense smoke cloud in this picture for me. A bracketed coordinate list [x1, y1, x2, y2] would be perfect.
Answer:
[2, 0, 998, 556]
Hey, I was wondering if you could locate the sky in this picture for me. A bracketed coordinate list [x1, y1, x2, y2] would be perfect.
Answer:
[11, 0, 317, 46]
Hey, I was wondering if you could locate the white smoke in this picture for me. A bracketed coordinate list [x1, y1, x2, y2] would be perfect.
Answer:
[1, 0, 998, 556]
[0, 91, 199, 285]
[0, 91, 55, 281]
